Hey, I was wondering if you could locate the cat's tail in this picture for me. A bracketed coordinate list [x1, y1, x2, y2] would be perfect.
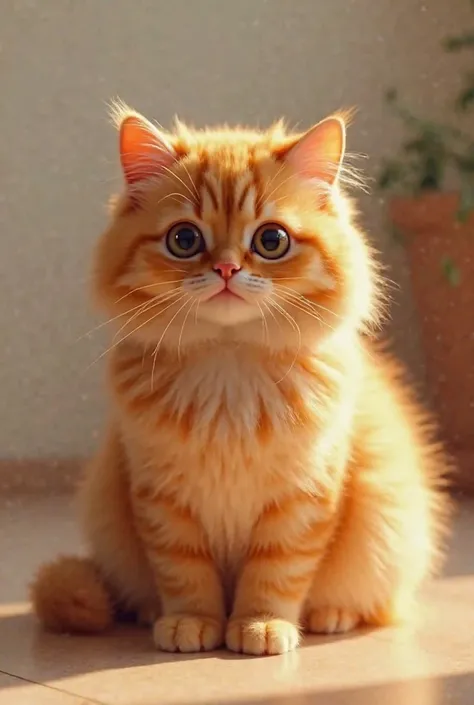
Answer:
[30, 555, 113, 634]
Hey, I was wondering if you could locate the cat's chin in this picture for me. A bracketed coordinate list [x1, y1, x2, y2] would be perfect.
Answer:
[197, 295, 260, 327]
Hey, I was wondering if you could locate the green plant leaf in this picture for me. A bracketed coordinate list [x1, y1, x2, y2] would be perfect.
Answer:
[403, 138, 427, 154]
[377, 160, 406, 190]
[441, 257, 461, 286]
[456, 80, 474, 111]
[385, 88, 397, 104]
[379, 59, 474, 196]
[457, 153, 474, 173]
[444, 31, 474, 51]
[418, 150, 446, 191]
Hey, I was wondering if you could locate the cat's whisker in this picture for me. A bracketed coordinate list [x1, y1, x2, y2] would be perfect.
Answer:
[126, 180, 194, 207]
[178, 160, 200, 200]
[126, 173, 193, 198]
[256, 301, 270, 345]
[153, 190, 194, 207]
[141, 343, 150, 369]
[265, 195, 290, 208]
[261, 300, 282, 332]
[139, 144, 198, 204]
[267, 298, 302, 384]
[272, 292, 338, 335]
[273, 287, 326, 313]
[177, 296, 198, 363]
[256, 162, 286, 205]
[194, 295, 202, 328]
[271, 276, 312, 282]
[268, 297, 301, 336]
[273, 284, 341, 321]
[272, 288, 325, 321]
[273, 284, 325, 309]
[259, 172, 298, 208]
[79, 272, 184, 340]
[157, 191, 193, 206]
[273, 292, 323, 324]
[115, 279, 185, 304]
[151, 295, 192, 390]
[159, 165, 199, 204]
[86, 293, 187, 371]
[113, 289, 183, 343]
[77, 297, 162, 342]
[112, 299, 160, 344]
[120, 158, 195, 203]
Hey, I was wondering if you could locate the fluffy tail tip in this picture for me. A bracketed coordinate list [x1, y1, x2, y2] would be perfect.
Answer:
[30, 555, 113, 634]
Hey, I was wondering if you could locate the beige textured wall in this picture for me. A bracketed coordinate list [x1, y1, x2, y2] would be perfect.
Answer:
[1, 0, 470, 459]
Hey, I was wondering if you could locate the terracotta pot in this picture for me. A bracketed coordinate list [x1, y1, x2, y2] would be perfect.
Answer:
[389, 192, 474, 493]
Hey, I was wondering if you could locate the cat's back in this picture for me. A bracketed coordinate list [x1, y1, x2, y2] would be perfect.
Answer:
[354, 339, 449, 490]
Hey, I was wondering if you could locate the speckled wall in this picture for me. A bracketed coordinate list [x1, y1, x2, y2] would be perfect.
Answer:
[0, 0, 470, 459]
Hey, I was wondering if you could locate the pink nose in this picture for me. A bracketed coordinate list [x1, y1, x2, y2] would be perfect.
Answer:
[213, 261, 241, 280]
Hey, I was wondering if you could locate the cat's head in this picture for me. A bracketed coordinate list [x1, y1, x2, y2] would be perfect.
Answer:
[94, 103, 380, 353]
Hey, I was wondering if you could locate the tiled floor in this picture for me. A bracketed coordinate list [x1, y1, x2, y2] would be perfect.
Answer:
[0, 493, 473, 705]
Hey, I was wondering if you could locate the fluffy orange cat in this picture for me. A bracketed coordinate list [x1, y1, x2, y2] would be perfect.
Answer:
[31, 104, 450, 655]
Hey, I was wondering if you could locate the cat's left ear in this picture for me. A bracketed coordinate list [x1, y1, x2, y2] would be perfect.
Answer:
[280, 116, 346, 188]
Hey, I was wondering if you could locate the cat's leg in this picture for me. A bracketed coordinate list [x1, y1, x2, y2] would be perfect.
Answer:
[226, 492, 337, 655]
[304, 468, 439, 635]
[132, 483, 226, 653]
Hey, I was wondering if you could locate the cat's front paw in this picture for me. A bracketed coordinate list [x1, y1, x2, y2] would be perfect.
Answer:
[153, 614, 224, 653]
[226, 616, 300, 655]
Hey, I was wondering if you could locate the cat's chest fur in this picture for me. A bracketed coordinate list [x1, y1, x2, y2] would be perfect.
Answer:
[163, 348, 301, 441]
[121, 346, 324, 570]
[119, 344, 322, 451]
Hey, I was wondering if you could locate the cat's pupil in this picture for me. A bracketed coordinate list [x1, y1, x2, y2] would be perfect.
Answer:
[261, 229, 282, 251]
[175, 228, 196, 250]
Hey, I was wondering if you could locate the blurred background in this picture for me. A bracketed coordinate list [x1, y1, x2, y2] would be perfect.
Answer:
[1, 0, 473, 477]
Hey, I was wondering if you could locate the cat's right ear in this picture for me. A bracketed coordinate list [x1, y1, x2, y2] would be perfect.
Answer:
[116, 109, 177, 188]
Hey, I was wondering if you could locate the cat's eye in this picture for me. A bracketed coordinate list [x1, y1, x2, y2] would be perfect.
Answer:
[251, 224, 290, 260]
[166, 223, 205, 259]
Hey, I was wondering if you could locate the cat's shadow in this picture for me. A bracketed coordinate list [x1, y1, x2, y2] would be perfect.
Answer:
[0, 609, 371, 688]
[5, 611, 473, 705]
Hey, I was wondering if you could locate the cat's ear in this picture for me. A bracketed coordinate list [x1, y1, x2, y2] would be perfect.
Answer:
[280, 116, 346, 187]
[117, 110, 176, 187]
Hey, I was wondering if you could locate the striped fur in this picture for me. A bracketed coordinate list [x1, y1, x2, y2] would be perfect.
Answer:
[30, 108, 450, 655]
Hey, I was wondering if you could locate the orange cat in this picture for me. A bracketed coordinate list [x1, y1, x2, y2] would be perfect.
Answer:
[31, 104, 450, 655]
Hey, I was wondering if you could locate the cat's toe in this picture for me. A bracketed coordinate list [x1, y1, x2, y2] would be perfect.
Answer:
[226, 617, 299, 655]
[306, 606, 360, 634]
[153, 614, 224, 653]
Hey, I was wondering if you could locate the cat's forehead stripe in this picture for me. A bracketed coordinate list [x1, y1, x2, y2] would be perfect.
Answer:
[196, 166, 264, 221]
[239, 184, 257, 217]
[202, 173, 219, 211]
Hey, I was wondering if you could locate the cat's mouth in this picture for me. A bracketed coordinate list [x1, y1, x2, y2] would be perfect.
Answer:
[209, 289, 244, 301]
[191, 283, 261, 325]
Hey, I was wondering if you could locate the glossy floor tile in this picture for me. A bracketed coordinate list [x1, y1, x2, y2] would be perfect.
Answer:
[0, 494, 473, 705]
[0, 673, 89, 705]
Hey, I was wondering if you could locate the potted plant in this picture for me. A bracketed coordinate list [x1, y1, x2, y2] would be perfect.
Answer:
[378, 15, 474, 493]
